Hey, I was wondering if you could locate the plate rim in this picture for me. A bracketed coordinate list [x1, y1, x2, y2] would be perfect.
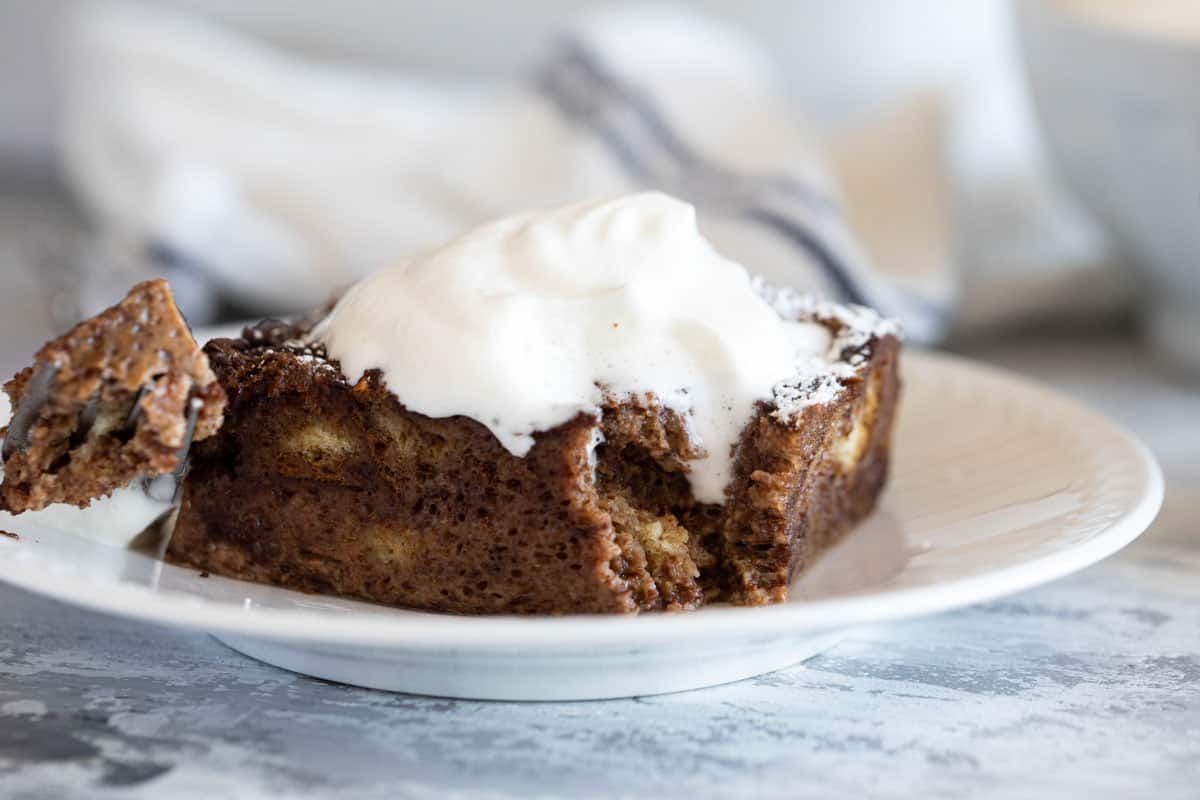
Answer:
[0, 350, 1164, 651]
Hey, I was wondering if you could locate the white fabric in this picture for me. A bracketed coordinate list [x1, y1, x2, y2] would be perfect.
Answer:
[57, 2, 1124, 341]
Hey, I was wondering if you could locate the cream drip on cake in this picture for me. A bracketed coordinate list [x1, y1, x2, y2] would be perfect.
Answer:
[313, 192, 868, 504]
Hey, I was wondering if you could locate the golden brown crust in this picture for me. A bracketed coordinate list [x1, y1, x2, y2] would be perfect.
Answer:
[0, 280, 226, 513]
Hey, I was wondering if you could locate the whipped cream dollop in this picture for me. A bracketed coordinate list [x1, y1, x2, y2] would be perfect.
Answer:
[313, 193, 837, 503]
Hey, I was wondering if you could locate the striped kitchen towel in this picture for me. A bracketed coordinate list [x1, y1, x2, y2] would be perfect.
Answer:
[58, 4, 1010, 340]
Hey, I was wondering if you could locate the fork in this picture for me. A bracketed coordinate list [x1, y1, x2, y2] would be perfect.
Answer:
[3, 361, 204, 551]
[1, 361, 62, 461]
[130, 395, 204, 555]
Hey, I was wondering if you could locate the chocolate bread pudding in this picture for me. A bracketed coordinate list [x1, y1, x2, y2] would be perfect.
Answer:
[1, 193, 901, 615]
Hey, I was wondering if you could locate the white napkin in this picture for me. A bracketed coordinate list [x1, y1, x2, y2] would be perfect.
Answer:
[57, 2, 1125, 342]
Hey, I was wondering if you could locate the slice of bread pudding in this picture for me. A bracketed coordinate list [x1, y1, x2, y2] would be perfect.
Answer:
[164, 294, 899, 614]
[0, 196, 902, 616]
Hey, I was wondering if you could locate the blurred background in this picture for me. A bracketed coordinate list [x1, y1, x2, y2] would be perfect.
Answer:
[2, 5, 1197, 793]
[0, 1, 1196, 436]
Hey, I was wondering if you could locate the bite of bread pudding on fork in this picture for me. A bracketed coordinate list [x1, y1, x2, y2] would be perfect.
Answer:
[0, 193, 900, 615]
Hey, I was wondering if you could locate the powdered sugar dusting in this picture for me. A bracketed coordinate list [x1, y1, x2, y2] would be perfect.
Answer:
[243, 325, 345, 379]
[755, 278, 902, 423]
[754, 278, 902, 343]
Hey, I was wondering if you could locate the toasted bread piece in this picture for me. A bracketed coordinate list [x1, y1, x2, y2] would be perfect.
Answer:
[0, 280, 226, 513]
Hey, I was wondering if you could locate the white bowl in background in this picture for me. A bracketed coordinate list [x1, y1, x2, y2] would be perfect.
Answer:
[1017, 0, 1200, 372]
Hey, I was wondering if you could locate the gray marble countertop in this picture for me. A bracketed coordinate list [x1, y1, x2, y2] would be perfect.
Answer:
[0, 190, 1197, 798]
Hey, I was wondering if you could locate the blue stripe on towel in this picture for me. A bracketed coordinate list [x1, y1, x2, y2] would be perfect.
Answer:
[540, 41, 838, 215]
[538, 39, 949, 334]
[744, 207, 868, 305]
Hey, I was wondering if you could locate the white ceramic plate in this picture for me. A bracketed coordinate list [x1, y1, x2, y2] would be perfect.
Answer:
[0, 351, 1163, 700]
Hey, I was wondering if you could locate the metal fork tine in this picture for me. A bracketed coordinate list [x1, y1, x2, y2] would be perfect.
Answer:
[123, 384, 151, 434]
[129, 396, 203, 555]
[67, 390, 101, 451]
[170, 396, 203, 499]
[2, 361, 60, 460]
